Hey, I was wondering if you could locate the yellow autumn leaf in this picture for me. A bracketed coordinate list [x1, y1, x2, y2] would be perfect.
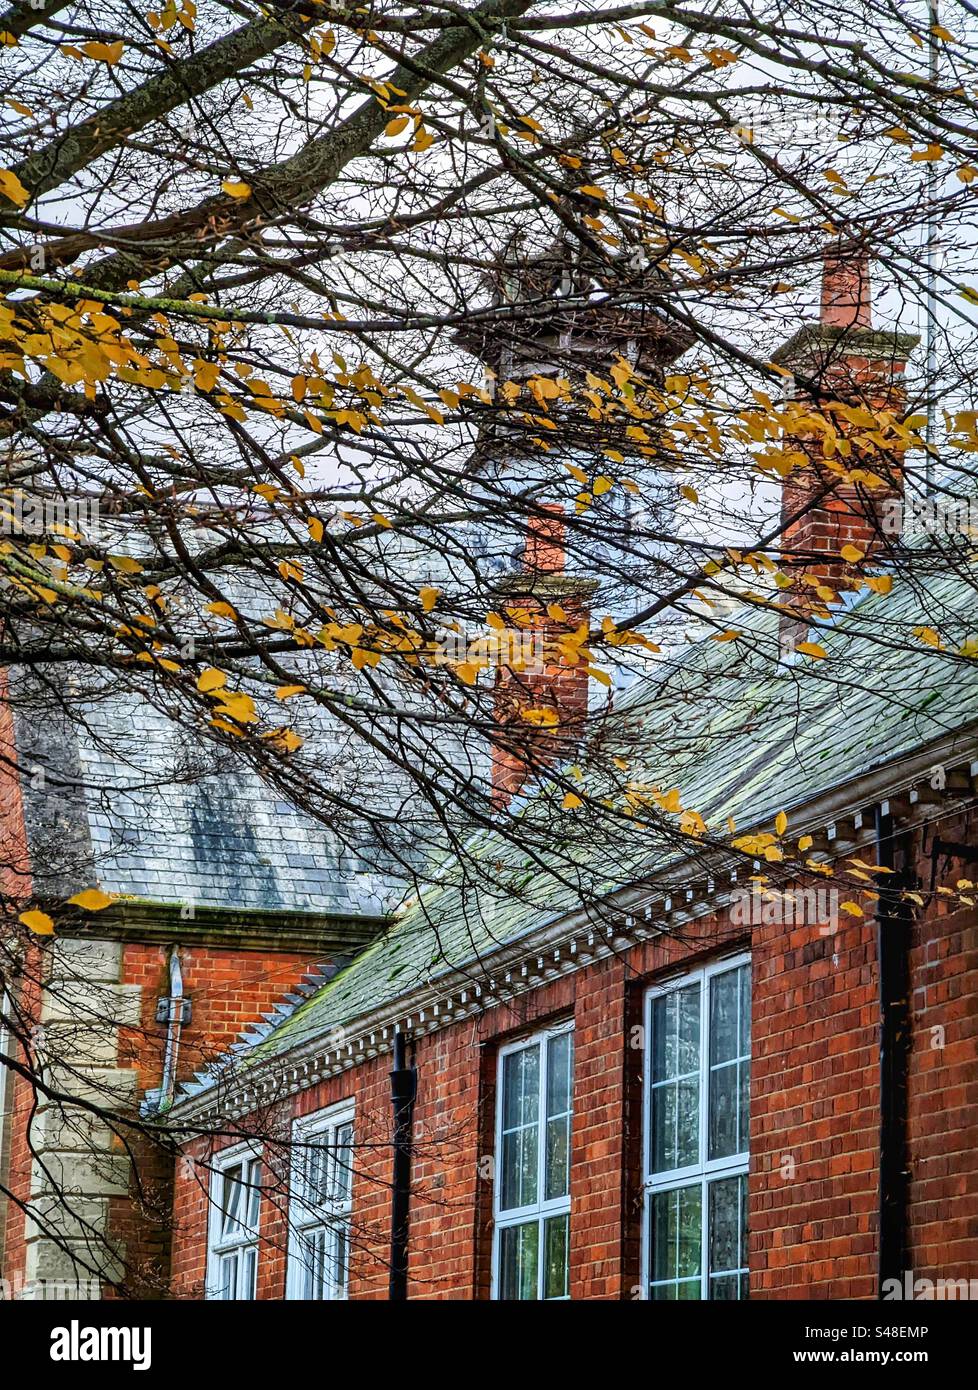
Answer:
[775, 810, 788, 836]
[0, 168, 29, 206]
[864, 574, 893, 595]
[82, 40, 124, 63]
[20, 909, 54, 935]
[275, 684, 306, 700]
[385, 116, 410, 137]
[212, 690, 259, 724]
[562, 792, 584, 810]
[263, 727, 304, 752]
[841, 900, 864, 918]
[193, 360, 221, 392]
[197, 667, 227, 692]
[222, 179, 252, 199]
[796, 641, 827, 660]
[521, 707, 559, 727]
[658, 787, 682, 814]
[840, 544, 864, 562]
[798, 834, 813, 852]
[68, 888, 116, 912]
[419, 586, 439, 612]
[680, 485, 699, 503]
[108, 554, 142, 573]
[913, 626, 942, 648]
[577, 184, 607, 199]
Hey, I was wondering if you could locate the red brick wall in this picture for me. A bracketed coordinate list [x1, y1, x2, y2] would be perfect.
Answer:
[119, 942, 325, 1095]
[157, 817, 978, 1300]
[750, 905, 879, 1298]
[109, 941, 332, 1295]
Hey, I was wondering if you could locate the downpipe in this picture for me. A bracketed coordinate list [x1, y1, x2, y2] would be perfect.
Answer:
[874, 806, 912, 1297]
[388, 1030, 417, 1300]
[140, 947, 190, 1117]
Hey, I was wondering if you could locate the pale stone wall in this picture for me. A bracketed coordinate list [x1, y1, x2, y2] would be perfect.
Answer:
[20, 937, 140, 1300]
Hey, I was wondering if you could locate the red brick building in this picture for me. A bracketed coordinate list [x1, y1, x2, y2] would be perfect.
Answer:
[2, 249, 977, 1302]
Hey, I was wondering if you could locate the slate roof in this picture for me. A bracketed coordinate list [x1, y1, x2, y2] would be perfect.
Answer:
[200, 551, 978, 1080]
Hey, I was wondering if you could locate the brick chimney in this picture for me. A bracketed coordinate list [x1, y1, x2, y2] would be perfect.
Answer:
[490, 506, 597, 807]
[772, 242, 919, 649]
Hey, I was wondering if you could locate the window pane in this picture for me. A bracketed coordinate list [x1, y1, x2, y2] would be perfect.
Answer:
[334, 1224, 350, 1297]
[543, 1214, 569, 1299]
[709, 1061, 739, 1159]
[303, 1227, 326, 1300]
[334, 1122, 354, 1204]
[221, 1165, 242, 1235]
[650, 985, 700, 1174]
[709, 968, 750, 1160]
[246, 1161, 261, 1228]
[545, 1115, 570, 1201]
[503, 1046, 539, 1128]
[219, 1251, 237, 1300]
[501, 1122, 539, 1210]
[544, 1034, 572, 1200]
[306, 1143, 329, 1206]
[738, 1061, 750, 1157]
[740, 1172, 749, 1273]
[710, 970, 739, 1066]
[651, 1075, 700, 1173]
[501, 1046, 541, 1210]
[650, 1078, 675, 1173]
[708, 1173, 748, 1301]
[546, 1033, 572, 1119]
[738, 965, 751, 1055]
[709, 1274, 741, 1301]
[242, 1246, 257, 1300]
[499, 1221, 539, 1300]
[649, 1183, 702, 1300]
[651, 986, 700, 1084]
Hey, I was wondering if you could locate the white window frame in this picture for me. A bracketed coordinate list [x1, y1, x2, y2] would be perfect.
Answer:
[642, 953, 751, 1301]
[286, 1100, 355, 1301]
[491, 1021, 574, 1301]
[205, 1141, 263, 1300]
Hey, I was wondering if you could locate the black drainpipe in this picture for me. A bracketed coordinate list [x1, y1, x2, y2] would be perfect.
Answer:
[874, 805, 912, 1296]
[388, 1030, 417, 1300]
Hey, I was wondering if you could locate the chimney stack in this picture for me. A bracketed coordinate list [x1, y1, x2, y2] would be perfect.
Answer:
[490, 506, 597, 807]
[772, 242, 919, 650]
[820, 244, 872, 330]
